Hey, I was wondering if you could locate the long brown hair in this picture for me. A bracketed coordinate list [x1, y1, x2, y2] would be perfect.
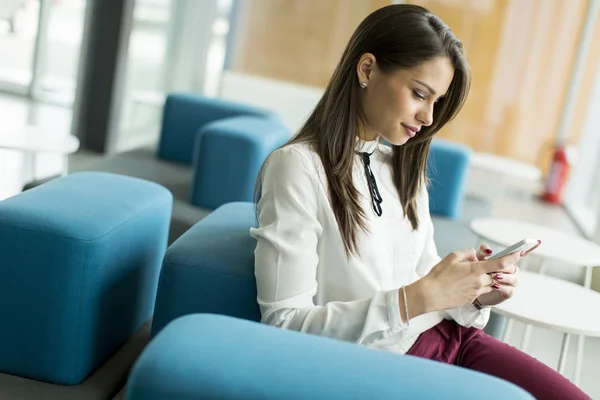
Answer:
[255, 4, 470, 257]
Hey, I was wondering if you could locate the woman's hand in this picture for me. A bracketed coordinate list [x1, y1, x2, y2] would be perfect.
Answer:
[473, 243, 533, 307]
[419, 247, 524, 311]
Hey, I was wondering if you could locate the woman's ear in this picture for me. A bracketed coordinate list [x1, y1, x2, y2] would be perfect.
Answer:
[356, 53, 377, 86]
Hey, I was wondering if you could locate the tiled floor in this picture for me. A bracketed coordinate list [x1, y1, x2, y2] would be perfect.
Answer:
[1, 92, 599, 398]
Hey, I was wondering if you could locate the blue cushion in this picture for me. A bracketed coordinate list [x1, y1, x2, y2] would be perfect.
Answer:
[151, 202, 259, 336]
[190, 116, 290, 209]
[427, 139, 472, 218]
[128, 314, 534, 400]
[157, 93, 274, 165]
[0, 172, 172, 384]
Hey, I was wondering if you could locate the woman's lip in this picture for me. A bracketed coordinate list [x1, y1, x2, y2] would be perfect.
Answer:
[402, 124, 417, 138]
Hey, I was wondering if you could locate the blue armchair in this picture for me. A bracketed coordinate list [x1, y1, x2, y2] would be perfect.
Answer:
[127, 202, 532, 399]
[157, 93, 275, 165]
[127, 314, 532, 400]
[0, 172, 172, 399]
[427, 139, 472, 219]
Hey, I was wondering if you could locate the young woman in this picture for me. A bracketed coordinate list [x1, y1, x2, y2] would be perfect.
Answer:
[251, 4, 589, 399]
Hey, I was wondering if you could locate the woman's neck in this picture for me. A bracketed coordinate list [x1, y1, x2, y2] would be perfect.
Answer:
[357, 118, 379, 141]
[358, 131, 378, 141]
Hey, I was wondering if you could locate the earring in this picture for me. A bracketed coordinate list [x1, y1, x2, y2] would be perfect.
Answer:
[360, 82, 367, 89]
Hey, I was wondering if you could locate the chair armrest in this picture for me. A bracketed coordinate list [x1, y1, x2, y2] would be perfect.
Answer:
[127, 314, 533, 400]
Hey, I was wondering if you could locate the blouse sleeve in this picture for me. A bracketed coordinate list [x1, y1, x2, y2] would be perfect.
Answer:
[415, 189, 490, 329]
[251, 147, 429, 344]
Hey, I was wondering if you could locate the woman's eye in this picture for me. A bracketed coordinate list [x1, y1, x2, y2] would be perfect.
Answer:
[413, 90, 426, 100]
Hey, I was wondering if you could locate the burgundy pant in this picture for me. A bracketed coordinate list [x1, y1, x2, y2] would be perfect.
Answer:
[407, 319, 590, 400]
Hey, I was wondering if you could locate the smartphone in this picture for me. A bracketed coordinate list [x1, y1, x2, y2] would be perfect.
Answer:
[487, 239, 541, 260]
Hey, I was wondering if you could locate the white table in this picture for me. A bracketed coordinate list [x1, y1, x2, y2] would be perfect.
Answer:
[470, 153, 542, 200]
[0, 126, 80, 177]
[493, 271, 600, 376]
[471, 153, 542, 181]
[471, 218, 600, 280]
[471, 217, 600, 384]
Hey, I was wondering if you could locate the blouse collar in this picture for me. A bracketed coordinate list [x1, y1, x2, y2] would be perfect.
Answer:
[356, 135, 380, 154]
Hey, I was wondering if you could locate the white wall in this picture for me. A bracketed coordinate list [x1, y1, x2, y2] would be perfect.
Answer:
[564, 61, 600, 239]
[218, 71, 323, 134]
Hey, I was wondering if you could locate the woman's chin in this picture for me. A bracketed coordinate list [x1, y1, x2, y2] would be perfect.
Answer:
[381, 134, 410, 147]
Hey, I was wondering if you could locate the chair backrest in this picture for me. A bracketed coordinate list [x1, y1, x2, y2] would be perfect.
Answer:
[381, 138, 472, 218]
[427, 139, 472, 219]
[157, 93, 275, 165]
[151, 202, 260, 336]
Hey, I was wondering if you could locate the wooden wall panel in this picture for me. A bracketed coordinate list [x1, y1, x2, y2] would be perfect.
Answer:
[231, 0, 390, 88]
[405, 0, 509, 151]
[408, 0, 588, 170]
[230, 0, 593, 171]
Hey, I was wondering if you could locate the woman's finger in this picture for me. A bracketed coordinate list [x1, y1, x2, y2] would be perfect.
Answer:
[496, 285, 515, 300]
[492, 272, 518, 287]
[476, 244, 493, 261]
[520, 240, 542, 258]
[449, 248, 479, 263]
[477, 250, 524, 275]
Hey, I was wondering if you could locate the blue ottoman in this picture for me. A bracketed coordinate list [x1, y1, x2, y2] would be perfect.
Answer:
[189, 116, 290, 210]
[157, 93, 275, 165]
[0, 172, 172, 385]
[127, 314, 534, 400]
[427, 139, 472, 219]
[151, 202, 258, 336]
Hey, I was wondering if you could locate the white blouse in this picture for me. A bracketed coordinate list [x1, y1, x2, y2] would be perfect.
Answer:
[250, 137, 488, 355]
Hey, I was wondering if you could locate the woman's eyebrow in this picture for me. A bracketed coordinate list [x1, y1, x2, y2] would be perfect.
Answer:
[411, 79, 436, 95]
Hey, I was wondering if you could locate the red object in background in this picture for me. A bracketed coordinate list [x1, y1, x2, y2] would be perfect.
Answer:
[542, 146, 570, 204]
